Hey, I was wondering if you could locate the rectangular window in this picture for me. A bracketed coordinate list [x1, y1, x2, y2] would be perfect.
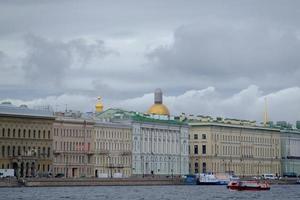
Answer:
[194, 162, 198, 173]
[194, 145, 198, 155]
[2, 146, 5, 157]
[202, 162, 207, 173]
[202, 145, 206, 154]
[202, 134, 206, 139]
[194, 134, 198, 140]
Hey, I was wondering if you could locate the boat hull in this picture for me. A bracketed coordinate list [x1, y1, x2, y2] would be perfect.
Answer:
[227, 181, 270, 191]
[197, 180, 228, 185]
[227, 185, 270, 191]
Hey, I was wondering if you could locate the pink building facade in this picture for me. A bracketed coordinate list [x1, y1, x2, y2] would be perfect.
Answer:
[52, 114, 94, 178]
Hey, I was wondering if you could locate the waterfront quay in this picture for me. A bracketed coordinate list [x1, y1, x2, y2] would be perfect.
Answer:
[1, 176, 299, 188]
[0, 177, 183, 187]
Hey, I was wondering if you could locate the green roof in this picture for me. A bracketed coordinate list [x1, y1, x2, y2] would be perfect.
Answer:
[131, 114, 186, 125]
[96, 108, 187, 126]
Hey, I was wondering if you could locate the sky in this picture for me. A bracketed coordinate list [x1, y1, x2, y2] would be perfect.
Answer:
[0, 0, 300, 124]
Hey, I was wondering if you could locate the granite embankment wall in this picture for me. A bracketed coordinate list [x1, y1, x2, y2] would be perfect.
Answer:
[23, 177, 184, 187]
[0, 178, 20, 187]
[1, 177, 299, 187]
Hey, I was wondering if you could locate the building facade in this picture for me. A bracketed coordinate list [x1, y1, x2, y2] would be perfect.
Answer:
[94, 122, 132, 178]
[280, 129, 300, 176]
[53, 113, 94, 178]
[187, 119, 281, 177]
[0, 103, 55, 178]
[96, 108, 189, 177]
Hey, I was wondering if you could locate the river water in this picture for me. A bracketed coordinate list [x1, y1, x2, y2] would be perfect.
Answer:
[0, 185, 299, 200]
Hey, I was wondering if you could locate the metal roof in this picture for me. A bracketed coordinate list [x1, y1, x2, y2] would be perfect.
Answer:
[0, 104, 54, 119]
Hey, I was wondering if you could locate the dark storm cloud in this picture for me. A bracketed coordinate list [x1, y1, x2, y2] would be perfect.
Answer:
[147, 21, 300, 92]
[21, 34, 114, 89]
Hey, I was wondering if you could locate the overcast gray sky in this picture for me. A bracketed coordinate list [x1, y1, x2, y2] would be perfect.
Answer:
[0, 0, 300, 124]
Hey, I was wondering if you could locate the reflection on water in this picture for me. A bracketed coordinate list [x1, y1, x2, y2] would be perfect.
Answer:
[0, 185, 299, 200]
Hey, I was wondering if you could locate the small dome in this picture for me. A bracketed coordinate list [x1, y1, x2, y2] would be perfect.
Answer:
[95, 97, 103, 113]
[147, 103, 170, 116]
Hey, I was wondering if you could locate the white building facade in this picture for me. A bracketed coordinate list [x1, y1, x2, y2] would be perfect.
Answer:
[131, 121, 189, 176]
[95, 108, 189, 177]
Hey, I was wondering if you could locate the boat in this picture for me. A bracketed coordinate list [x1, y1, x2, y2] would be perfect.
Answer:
[183, 174, 197, 185]
[227, 180, 271, 191]
[196, 173, 230, 185]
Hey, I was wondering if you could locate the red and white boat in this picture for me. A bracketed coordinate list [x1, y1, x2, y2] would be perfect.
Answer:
[227, 180, 270, 191]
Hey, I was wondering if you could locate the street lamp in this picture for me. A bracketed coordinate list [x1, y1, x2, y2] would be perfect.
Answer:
[141, 155, 144, 177]
[168, 157, 171, 177]
[257, 161, 261, 177]
[108, 155, 112, 178]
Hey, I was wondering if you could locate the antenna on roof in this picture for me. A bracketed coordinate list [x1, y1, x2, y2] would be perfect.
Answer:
[263, 97, 269, 126]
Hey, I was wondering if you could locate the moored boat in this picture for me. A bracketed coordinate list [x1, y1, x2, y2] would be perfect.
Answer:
[227, 180, 270, 191]
[196, 173, 230, 185]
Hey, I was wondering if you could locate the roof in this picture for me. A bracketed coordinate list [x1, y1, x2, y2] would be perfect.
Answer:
[188, 121, 280, 132]
[280, 129, 300, 135]
[0, 104, 54, 119]
[95, 108, 187, 126]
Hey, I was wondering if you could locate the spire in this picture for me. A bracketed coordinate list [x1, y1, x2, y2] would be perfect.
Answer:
[263, 97, 269, 126]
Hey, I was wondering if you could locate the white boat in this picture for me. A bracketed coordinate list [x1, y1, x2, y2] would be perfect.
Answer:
[196, 173, 239, 185]
[196, 173, 230, 185]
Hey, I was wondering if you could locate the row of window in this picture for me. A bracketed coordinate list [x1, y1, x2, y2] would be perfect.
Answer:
[139, 128, 180, 135]
[193, 161, 280, 175]
[1, 145, 51, 158]
[95, 155, 131, 165]
[192, 145, 206, 155]
[53, 128, 92, 138]
[192, 133, 207, 140]
[54, 141, 91, 152]
[95, 129, 131, 140]
[212, 133, 279, 144]
[0, 163, 50, 173]
[95, 141, 131, 151]
[1, 128, 51, 139]
[213, 145, 279, 157]
[54, 154, 91, 164]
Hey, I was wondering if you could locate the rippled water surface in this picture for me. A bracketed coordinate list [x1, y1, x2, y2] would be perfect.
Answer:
[1, 185, 299, 200]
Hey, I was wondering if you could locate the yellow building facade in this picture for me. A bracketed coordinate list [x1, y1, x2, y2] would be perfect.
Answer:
[0, 103, 55, 178]
[189, 122, 281, 177]
[94, 122, 132, 178]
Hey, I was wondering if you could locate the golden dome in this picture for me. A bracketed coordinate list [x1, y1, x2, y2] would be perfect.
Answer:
[95, 97, 103, 113]
[147, 103, 170, 116]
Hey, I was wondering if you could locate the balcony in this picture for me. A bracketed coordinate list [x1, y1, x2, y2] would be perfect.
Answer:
[108, 163, 124, 168]
[96, 149, 109, 155]
[121, 151, 132, 156]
